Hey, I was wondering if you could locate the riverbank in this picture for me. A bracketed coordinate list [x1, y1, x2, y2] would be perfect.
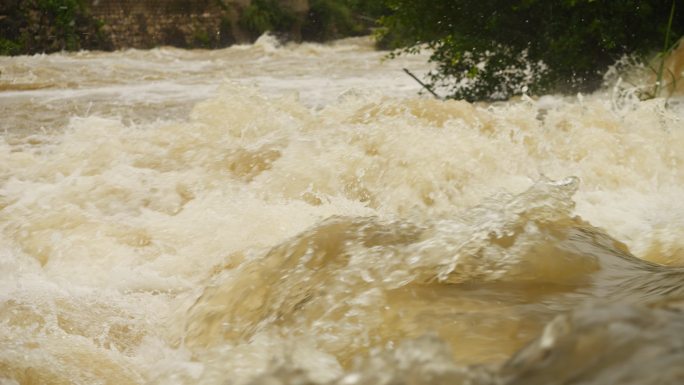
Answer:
[0, 0, 381, 55]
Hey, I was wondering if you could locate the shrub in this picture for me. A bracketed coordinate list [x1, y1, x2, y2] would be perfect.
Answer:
[0, 38, 21, 55]
[379, 0, 684, 101]
[303, 0, 371, 41]
[0, 0, 110, 55]
[239, 0, 296, 38]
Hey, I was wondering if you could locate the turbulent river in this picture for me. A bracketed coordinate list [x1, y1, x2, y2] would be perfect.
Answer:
[1, 35, 684, 385]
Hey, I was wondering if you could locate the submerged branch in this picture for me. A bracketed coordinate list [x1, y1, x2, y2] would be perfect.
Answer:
[403, 68, 443, 100]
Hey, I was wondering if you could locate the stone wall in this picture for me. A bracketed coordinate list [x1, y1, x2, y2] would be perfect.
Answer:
[0, 0, 373, 55]
[88, 0, 238, 49]
[87, 0, 309, 49]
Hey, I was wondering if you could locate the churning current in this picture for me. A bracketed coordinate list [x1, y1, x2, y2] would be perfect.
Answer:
[1, 36, 684, 385]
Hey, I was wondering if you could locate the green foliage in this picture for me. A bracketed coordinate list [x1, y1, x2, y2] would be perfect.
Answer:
[303, 0, 361, 40]
[0, 0, 110, 55]
[379, 0, 684, 101]
[193, 30, 212, 48]
[302, 0, 390, 41]
[0, 38, 22, 56]
[240, 0, 296, 36]
[35, 0, 81, 50]
[238, 0, 388, 41]
[342, 0, 388, 19]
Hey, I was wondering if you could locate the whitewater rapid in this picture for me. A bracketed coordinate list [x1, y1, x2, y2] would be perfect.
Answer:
[1, 36, 683, 384]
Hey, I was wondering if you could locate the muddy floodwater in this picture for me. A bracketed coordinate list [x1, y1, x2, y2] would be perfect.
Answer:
[1, 36, 684, 385]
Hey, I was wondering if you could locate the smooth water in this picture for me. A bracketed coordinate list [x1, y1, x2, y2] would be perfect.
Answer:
[1, 36, 684, 385]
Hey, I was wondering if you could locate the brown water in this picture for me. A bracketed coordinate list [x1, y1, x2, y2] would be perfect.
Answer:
[1, 36, 684, 385]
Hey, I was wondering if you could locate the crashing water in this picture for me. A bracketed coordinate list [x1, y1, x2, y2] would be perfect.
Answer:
[1, 36, 684, 384]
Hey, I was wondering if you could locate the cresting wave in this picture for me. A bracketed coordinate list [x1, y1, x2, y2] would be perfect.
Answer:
[1, 38, 684, 384]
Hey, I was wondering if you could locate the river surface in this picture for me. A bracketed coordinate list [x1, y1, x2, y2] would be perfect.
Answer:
[1, 36, 684, 385]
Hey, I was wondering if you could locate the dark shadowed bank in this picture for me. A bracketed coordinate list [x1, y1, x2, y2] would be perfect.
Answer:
[0, 0, 386, 55]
